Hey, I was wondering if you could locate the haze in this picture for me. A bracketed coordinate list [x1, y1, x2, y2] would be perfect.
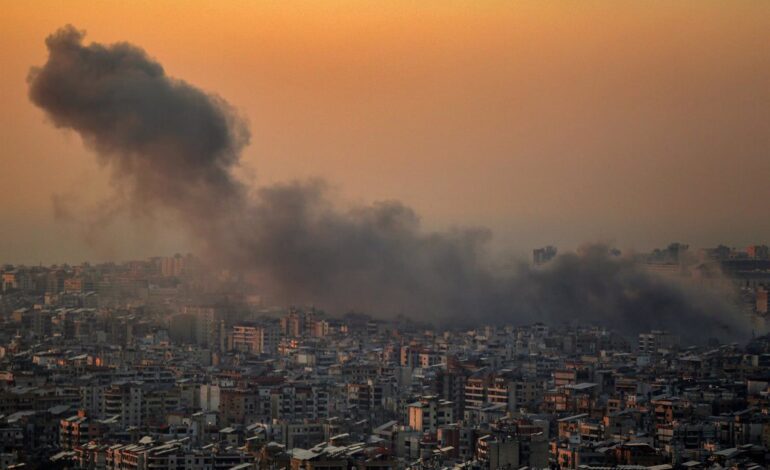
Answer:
[2, 0, 770, 263]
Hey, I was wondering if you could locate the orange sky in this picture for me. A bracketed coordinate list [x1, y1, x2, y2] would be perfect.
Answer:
[2, 1, 770, 263]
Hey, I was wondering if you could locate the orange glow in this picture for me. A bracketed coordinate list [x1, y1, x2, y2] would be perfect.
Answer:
[1, 1, 770, 262]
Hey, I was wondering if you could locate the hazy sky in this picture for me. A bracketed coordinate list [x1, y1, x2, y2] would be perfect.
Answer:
[2, 1, 770, 264]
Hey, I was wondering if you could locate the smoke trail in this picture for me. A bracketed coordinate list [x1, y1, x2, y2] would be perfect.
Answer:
[28, 26, 748, 343]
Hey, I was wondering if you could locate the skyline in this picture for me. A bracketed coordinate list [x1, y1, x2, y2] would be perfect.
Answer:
[4, 5, 770, 468]
[3, 1, 770, 264]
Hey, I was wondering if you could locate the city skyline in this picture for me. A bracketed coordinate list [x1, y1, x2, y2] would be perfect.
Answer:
[3, 3, 770, 468]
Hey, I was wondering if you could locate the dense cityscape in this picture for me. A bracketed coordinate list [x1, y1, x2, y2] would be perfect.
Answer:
[4, 2, 770, 469]
[1, 244, 769, 469]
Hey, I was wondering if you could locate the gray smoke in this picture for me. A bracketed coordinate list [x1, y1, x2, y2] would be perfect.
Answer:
[28, 26, 748, 343]
[28, 25, 249, 242]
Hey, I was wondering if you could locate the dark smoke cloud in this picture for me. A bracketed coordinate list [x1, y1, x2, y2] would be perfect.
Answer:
[503, 246, 744, 341]
[236, 185, 745, 342]
[28, 26, 748, 343]
[28, 25, 248, 228]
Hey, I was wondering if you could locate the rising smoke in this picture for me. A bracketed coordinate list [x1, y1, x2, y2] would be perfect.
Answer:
[28, 26, 748, 343]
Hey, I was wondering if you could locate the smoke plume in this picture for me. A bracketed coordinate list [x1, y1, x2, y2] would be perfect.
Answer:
[28, 26, 748, 343]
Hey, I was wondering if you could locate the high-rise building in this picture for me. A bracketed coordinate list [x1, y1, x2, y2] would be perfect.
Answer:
[175, 306, 228, 351]
[280, 310, 304, 337]
[159, 253, 192, 277]
[747, 245, 769, 260]
[230, 323, 280, 355]
[638, 330, 679, 354]
[407, 395, 454, 433]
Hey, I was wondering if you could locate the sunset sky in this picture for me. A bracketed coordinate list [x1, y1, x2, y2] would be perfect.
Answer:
[2, 1, 770, 264]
